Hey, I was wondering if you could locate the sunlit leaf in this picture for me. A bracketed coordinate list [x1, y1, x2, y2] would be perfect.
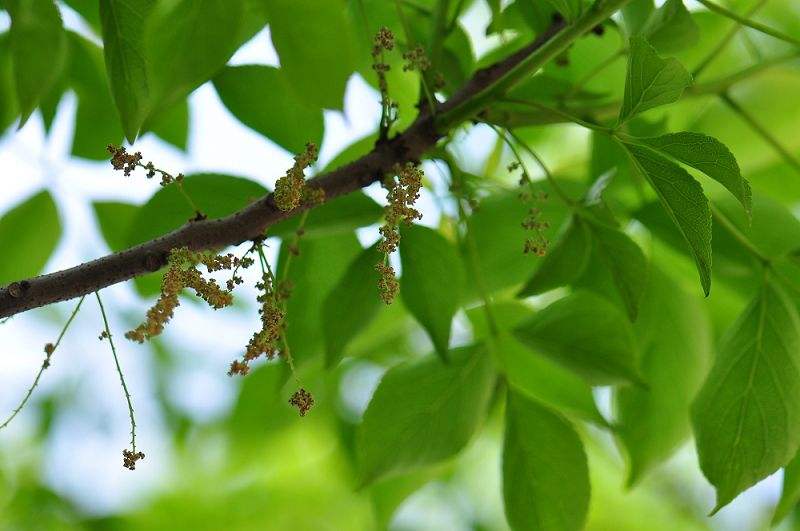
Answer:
[692, 281, 800, 513]
[618, 36, 692, 124]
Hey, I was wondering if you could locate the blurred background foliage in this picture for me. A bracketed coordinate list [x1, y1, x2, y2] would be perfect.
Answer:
[0, 0, 799, 529]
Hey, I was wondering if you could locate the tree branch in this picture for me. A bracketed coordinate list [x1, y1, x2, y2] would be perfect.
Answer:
[0, 6, 620, 319]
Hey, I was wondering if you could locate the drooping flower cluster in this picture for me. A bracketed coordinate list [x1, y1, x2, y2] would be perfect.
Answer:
[228, 267, 289, 376]
[375, 163, 423, 304]
[126, 248, 242, 343]
[107, 145, 184, 187]
[372, 27, 398, 136]
[274, 143, 322, 211]
[289, 388, 314, 417]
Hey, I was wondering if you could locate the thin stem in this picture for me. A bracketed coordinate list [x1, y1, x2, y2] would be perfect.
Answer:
[500, 97, 612, 132]
[564, 48, 626, 99]
[95, 291, 138, 453]
[695, 0, 800, 48]
[720, 92, 800, 177]
[488, 123, 575, 207]
[709, 202, 770, 265]
[693, 0, 768, 78]
[0, 296, 86, 430]
[446, 0, 467, 34]
[436, 0, 633, 128]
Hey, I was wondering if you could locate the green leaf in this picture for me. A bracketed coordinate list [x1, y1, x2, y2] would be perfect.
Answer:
[67, 32, 124, 160]
[503, 391, 590, 531]
[92, 201, 139, 252]
[518, 216, 592, 297]
[399, 225, 465, 360]
[0, 191, 61, 285]
[468, 302, 607, 426]
[322, 244, 383, 368]
[63, 0, 102, 33]
[691, 281, 800, 513]
[145, 0, 244, 124]
[773, 450, 800, 526]
[636, 132, 751, 216]
[99, 0, 156, 142]
[127, 174, 267, 247]
[542, 0, 583, 21]
[265, 0, 356, 109]
[7, 0, 68, 126]
[357, 345, 495, 486]
[269, 192, 383, 239]
[0, 34, 18, 132]
[624, 142, 712, 295]
[584, 217, 648, 320]
[278, 232, 362, 366]
[622, 0, 655, 36]
[614, 267, 712, 485]
[642, 0, 699, 54]
[618, 36, 692, 125]
[148, 100, 189, 151]
[213, 65, 324, 154]
[513, 290, 642, 386]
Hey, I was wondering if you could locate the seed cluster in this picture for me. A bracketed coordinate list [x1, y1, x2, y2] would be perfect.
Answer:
[375, 163, 423, 304]
[274, 143, 322, 211]
[126, 248, 241, 343]
[402, 45, 431, 72]
[289, 388, 314, 417]
[108, 145, 184, 187]
[122, 449, 145, 471]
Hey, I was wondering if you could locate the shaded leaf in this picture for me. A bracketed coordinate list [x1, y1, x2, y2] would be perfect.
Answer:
[773, 450, 800, 526]
[145, 0, 244, 124]
[585, 217, 648, 320]
[0, 34, 18, 132]
[0, 191, 61, 285]
[513, 290, 641, 386]
[149, 100, 189, 151]
[542, 0, 583, 21]
[323, 244, 383, 368]
[503, 390, 590, 531]
[100, 0, 156, 142]
[642, 0, 699, 54]
[400, 225, 465, 360]
[213, 65, 324, 153]
[692, 281, 800, 513]
[266, 0, 356, 109]
[468, 302, 607, 426]
[357, 345, 495, 486]
[7, 0, 68, 125]
[518, 215, 592, 297]
[615, 267, 712, 485]
[92, 201, 139, 252]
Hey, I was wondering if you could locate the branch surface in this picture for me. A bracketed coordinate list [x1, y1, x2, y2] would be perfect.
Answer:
[0, 17, 581, 319]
